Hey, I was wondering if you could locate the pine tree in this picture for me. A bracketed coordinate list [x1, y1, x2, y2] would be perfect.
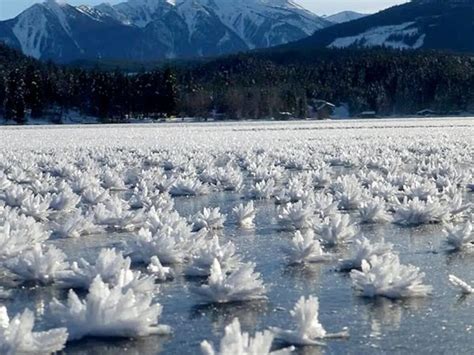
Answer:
[24, 65, 44, 118]
[4, 69, 26, 124]
[161, 67, 178, 116]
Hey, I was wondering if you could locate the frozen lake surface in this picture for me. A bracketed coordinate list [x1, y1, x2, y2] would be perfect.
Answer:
[0, 118, 473, 354]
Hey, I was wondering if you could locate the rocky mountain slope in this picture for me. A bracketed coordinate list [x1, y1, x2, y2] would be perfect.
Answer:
[0, 0, 330, 62]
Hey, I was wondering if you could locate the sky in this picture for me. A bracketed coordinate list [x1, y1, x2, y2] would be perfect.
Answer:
[0, 0, 409, 20]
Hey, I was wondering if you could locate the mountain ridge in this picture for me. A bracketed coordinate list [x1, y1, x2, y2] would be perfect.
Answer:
[285, 0, 474, 53]
[0, 0, 330, 62]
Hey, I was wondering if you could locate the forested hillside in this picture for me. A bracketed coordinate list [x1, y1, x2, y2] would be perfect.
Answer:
[1, 43, 474, 123]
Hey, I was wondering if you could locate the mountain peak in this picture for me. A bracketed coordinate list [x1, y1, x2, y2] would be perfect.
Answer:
[0, 0, 330, 62]
[323, 11, 367, 24]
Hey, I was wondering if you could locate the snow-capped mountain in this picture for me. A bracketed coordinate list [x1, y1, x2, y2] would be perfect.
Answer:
[324, 11, 367, 24]
[0, 0, 330, 62]
[290, 0, 474, 52]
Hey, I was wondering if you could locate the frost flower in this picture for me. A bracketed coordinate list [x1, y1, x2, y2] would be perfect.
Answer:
[147, 256, 174, 281]
[393, 197, 450, 226]
[250, 179, 275, 200]
[130, 228, 186, 264]
[57, 248, 154, 292]
[283, 231, 332, 265]
[192, 207, 226, 232]
[201, 318, 292, 355]
[277, 201, 314, 231]
[50, 276, 170, 340]
[339, 237, 393, 271]
[0, 218, 49, 261]
[313, 193, 338, 218]
[192, 259, 266, 304]
[233, 201, 256, 228]
[94, 196, 144, 231]
[270, 296, 348, 346]
[185, 236, 240, 277]
[20, 193, 52, 221]
[52, 212, 102, 238]
[170, 178, 209, 197]
[6, 244, 69, 285]
[315, 214, 357, 247]
[444, 221, 473, 251]
[350, 254, 432, 299]
[0, 306, 68, 354]
[358, 197, 392, 224]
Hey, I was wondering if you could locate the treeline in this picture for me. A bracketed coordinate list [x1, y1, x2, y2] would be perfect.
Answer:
[1, 43, 474, 123]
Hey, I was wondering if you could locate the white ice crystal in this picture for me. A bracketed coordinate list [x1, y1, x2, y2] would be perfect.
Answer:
[50, 276, 170, 340]
[233, 201, 256, 228]
[405, 180, 438, 201]
[312, 169, 332, 189]
[0, 217, 49, 261]
[332, 176, 364, 210]
[201, 317, 292, 355]
[144, 207, 188, 235]
[448, 275, 473, 294]
[192, 207, 226, 232]
[277, 201, 314, 231]
[250, 179, 275, 200]
[393, 197, 450, 226]
[94, 196, 144, 231]
[129, 182, 156, 209]
[274, 179, 312, 205]
[50, 188, 81, 212]
[315, 214, 357, 247]
[101, 169, 127, 190]
[0, 306, 68, 354]
[130, 228, 186, 264]
[0, 173, 11, 191]
[313, 192, 338, 218]
[339, 237, 393, 271]
[350, 254, 432, 299]
[81, 186, 109, 205]
[6, 243, 69, 285]
[69, 172, 99, 194]
[192, 259, 266, 303]
[170, 177, 209, 197]
[283, 231, 333, 265]
[270, 296, 348, 346]
[3, 184, 30, 208]
[185, 235, 240, 277]
[369, 181, 399, 202]
[358, 197, 393, 224]
[52, 212, 102, 238]
[448, 193, 472, 219]
[147, 256, 174, 281]
[444, 221, 473, 251]
[215, 167, 243, 191]
[57, 248, 155, 292]
[20, 193, 51, 221]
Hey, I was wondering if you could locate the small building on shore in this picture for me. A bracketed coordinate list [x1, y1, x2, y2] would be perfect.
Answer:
[416, 109, 438, 116]
[308, 100, 336, 120]
[357, 111, 377, 118]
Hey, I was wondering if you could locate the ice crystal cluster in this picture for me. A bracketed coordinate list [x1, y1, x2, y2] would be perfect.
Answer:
[270, 296, 348, 346]
[0, 119, 471, 352]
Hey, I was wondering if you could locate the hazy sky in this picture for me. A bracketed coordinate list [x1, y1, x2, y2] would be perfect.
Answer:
[0, 0, 409, 20]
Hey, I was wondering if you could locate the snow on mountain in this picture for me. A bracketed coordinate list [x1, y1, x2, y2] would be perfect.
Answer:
[328, 22, 426, 50]
[324, 11, 367, 24]
[290, 0, 474, 54]
[10, 1, 83, 60]
[12, 5, 50, 59]
[0, 0, 331, 62]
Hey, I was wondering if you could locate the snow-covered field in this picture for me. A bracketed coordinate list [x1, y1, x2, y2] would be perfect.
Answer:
[0, 118, 473, 354]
